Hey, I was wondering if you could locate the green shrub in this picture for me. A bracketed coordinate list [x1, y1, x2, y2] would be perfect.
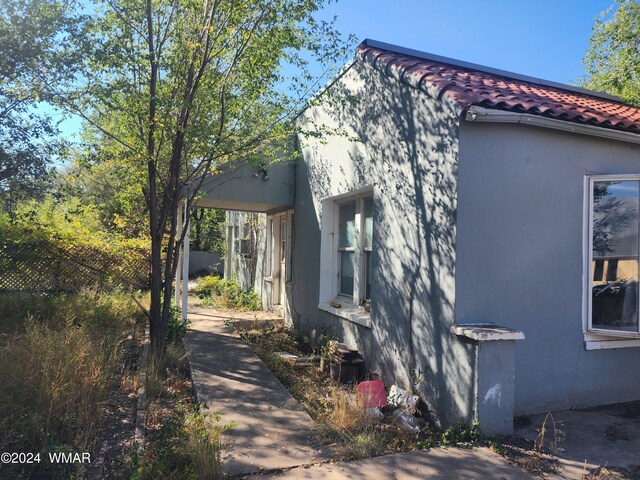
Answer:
[166, 301, 189, 344]
[193, 275, 261, 311]
[0, 202, 150, 293]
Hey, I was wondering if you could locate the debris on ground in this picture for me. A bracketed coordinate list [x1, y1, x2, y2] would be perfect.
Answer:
[275, 351, 320, 366]
[387, 385, 420, 413]
[357, 379, 387, 409]
[367, 407, 385, 420]
[392, 409, 421, 435]
[330, 342, 365, 384]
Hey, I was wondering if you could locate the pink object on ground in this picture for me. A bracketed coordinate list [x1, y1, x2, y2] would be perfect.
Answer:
[357, 380, 387, 408]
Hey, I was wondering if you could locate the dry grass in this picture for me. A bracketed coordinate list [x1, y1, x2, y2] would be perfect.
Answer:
[0, 290, 140, 478]
[0, 318, 116, 449]
[535, 411, 564, 452]
[234, 321, 429, 461]
[146, 343, 189, 400]
[184, 411, 233, 480]
[317, 387, 402, 460]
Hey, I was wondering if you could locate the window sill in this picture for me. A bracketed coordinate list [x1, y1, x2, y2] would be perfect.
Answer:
[584, 332, 640, 350]
[318, 301, 372, 328]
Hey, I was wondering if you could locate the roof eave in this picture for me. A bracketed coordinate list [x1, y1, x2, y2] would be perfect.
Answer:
[465, 105, 640, 145]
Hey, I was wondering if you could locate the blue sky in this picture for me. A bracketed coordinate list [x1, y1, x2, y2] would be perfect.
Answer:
[320, 0, 613, 84]
[57, 0, 615, 139]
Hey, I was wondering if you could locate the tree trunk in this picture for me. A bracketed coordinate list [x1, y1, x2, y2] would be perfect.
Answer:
[149, 233, 166, 356]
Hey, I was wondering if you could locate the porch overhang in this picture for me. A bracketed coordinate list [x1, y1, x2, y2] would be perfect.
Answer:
[192, 160, 295, 213]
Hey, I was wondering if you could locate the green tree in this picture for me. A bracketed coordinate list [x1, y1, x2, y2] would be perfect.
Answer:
[583, 0, 640, 106]
[60, 153, 148, 237]
[191, 208, 225, 254]
[0, 0, 87, 214]
[59, 0, 351, 357]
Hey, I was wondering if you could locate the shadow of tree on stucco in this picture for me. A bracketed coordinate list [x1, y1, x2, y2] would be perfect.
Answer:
[292, 56, 476, 427]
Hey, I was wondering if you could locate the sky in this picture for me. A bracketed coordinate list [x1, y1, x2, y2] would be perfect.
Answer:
[319, 0, 613, 85]
[56, 0, 615, 139]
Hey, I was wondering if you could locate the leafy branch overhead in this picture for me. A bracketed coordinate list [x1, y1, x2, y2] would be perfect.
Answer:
[582, 0, 640, 106]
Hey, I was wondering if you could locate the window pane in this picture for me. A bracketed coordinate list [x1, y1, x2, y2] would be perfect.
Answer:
[592, 180, 639, 332]
[364, 198, 373, 250]
[339, 203, 356, 248]
[340, 251, 354, 296]
[365, 251, 372, 299]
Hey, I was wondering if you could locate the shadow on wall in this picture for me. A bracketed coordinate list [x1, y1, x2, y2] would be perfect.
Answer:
[295, 58, 476, 426]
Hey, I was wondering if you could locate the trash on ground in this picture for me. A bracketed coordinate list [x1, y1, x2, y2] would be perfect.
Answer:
[367, 407, 384, 420]
[275, 351, 320, 366]
[392, 408, 421, 435]
[330, 342, 365, 384]
[357, 380, 386, 409]
[387, 384, 419, 413]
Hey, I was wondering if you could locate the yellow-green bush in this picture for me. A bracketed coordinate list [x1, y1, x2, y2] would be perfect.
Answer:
[193, 275, 261, 311]
[0, 200, 150, 293]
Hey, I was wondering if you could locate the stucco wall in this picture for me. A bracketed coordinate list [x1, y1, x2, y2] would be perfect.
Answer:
[456, 121, 640, 415]
[294, 59, 475, 427]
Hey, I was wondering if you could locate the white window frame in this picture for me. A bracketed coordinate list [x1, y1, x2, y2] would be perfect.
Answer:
[236, 222, 252, 257]
[583, 174, 640, 349]
[318, 187, 374, 328]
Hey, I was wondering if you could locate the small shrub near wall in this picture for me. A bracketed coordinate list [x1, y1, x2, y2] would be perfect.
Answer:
[193, 275, 261, 311]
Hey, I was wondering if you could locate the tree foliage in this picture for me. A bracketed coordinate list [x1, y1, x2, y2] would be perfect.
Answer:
[53, 0, 353, 356]
[0, 0, 87, 214]
[191, 208, 225, 253]
[583, 0, 640, 106]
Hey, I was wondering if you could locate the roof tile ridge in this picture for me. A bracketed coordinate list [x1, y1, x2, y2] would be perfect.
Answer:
[356, 44, 472, 112]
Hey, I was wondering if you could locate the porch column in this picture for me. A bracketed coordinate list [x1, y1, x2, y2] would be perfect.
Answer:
[181, 199, 190, 322]
[175, 201, 183, 307]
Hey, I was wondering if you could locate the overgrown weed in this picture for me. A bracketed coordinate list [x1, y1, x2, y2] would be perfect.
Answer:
[192, 275, 260, 311]
[0, 290, 141, 478]
[233, 321, 481, 461]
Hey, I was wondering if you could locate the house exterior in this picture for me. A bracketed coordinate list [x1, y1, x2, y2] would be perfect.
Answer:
[209, 39, 640, 434]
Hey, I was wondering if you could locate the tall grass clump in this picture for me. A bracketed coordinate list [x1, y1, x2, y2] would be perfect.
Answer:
[184, 410, 233, 480]
[0, 289, 140, 474]
[318, 387, 390, 460]
[193, 275, 261, 311]
[146, 300, 190, 400]
[0, 319, 115, 450]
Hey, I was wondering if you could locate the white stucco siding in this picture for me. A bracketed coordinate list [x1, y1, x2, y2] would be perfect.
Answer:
[293, 58, 475, 426]
[456, 120, 640, 414]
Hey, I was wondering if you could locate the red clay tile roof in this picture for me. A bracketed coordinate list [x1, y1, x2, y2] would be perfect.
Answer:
[357, 42, 640, 135]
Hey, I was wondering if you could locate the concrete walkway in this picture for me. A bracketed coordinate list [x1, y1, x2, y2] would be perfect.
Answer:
[261, 448, 539, 479]
[184, 306, 332, 476]
[185, 305, 538, 479]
